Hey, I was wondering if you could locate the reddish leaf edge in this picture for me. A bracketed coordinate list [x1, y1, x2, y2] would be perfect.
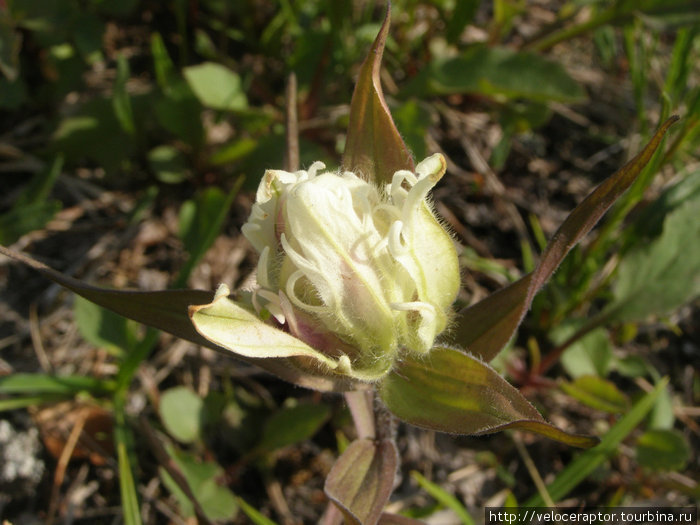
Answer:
[0, 244, 359, 393]
[380, 346, 599, 448]
[449, 115, 679, 362]
[342, 1, 414, 183]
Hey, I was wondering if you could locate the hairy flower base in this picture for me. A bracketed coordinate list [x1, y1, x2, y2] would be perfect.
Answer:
[193, 154, 461, 381]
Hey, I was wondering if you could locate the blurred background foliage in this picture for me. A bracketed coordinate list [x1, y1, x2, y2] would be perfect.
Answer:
[1, 0, 699, 523]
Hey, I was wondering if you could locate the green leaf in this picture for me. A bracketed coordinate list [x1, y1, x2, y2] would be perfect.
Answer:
[402, 46, 585, 103]
[636, 429, 690, 471]
[342, 7, 415, 184]
[560, 376, 629, 414]
[238, 497, 279, 525]
[524, 378, 669, 506]
[167, 445, 239, 521]
[148, 145, 188, 184]
[609, 195, 700, 321]
[411, 471, 475, 525]
[150, 32, 177, 92]
[74, 295, 135, 355]
[113, 54, 136, 135]
[324, 438, 399, 525]
[0, 395, 69, 412]
[258, 402, 330, 452]
[379, 346, 598, 448]
[115, 401, 142, 525]
[177, 184, 242, 287]
[183, 62, 247, 111]
[553, 324, 613, 378]
[159, 387, 205, 444]
[0, 373, 113, 395]
[392, 99, 431, 161]
[447, 116, 679, 361]
[0, 245, 358, 393]
[154, 91, 204, 146]
[648, 384, 675, 430]
[51, 97, 136, 173]
[159, 467, 195, 518]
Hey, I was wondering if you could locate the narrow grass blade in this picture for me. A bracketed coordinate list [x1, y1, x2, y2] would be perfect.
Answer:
[0, 395, 68, 411]
[238, 497, 279, 525]
[524, 378, 669, 506]
[115, 399, 143, 525]
[0, 373, 114, 395]
[411, 471, 475, 525]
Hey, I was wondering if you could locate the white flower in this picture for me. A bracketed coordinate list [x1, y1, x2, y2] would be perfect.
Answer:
[241, 154, 460, 380]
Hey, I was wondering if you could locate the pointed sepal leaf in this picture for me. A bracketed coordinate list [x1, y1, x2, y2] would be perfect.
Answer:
[342, 4, 414, 183]
[324, 438, 399, 525]
[447, 116, 679, 361]
[0, 245, 356, 392]
[379, 346, 598, 448]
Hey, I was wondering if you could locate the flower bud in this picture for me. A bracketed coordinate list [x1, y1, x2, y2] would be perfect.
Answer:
[241, 154, 460, 380]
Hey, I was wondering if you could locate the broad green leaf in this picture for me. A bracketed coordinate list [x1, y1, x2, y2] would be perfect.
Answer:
[524, 378, 669, 506]
[183, 62, 247, 111]
[74, 295, 135, 355]
[553, 324, 613, 378]
[629, 169, 700, 240]
[448, 116, 678, 361]
[342, 7, 414, 184]
[560, 376, 629, 414]
[0, 373, 113, 395]
[324, 438, 399, 525]
[159, 387, 204, 444]
[258, 402, 330, 452]
[154, 91, 204, 146]
[609, 196, 700, 321]
[636, 429, 690, 471]
[411, 471, 475, 525]
[0, 245, 358, 392]
[379, 346, 598, 448]
[167, 445, 239, 521]
[401, 46, 585, 103]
